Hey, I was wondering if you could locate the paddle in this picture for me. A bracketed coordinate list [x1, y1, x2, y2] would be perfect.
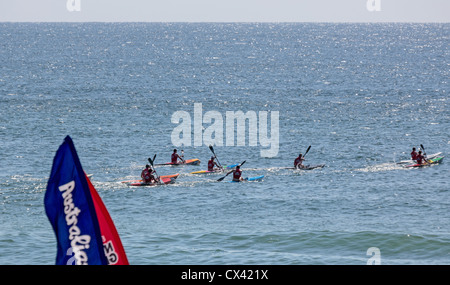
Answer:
[420, 144, 430, 163]
[209, 145, 223, 169]
[148, 155, 162, 183]
[420, 144, 426, 156]
[303, 145, 311, 158]
[217, 160, 246, 182]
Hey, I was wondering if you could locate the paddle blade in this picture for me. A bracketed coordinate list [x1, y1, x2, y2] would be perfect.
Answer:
[305, 145, 311, 155]
[148, 154, 157, 167]
[420, 144, 427, 156]
[217, 176, 226, 182]
[217, 171, 231, 182]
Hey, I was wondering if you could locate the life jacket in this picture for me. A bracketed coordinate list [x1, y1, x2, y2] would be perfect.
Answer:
[141, 169, 153, 182]
[171, 153, 178, 164]
[416, 154, 425, 164]
[208, 160, 215, 171]
[233, 169, 242, 180]
[294, 156, 303, 167]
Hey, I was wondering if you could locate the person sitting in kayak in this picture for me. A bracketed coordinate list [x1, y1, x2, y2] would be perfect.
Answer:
[208, 156, 222, 172]
[410, 147, 418, 161]
[171, 149, 185, 164]
[141, 164, 157, 183]
[415, 150, 427, 165]
[294, 153, 305, 169]
[228, 165, 244, 182]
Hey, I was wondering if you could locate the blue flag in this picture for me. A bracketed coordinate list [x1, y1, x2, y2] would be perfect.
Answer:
[45, 136, 108, 265]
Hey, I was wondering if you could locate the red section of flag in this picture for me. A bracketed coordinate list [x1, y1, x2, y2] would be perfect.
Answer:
[86, 174, 129, 265]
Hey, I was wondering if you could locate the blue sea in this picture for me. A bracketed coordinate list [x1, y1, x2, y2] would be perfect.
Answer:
[0, 23, 448, 265]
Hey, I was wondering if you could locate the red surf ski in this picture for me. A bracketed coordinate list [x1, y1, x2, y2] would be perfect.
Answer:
[122, 174, 180, 186]
[155, 159, 200, 166]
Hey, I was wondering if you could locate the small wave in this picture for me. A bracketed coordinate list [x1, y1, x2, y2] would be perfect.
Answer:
[123, 230, 450, 264]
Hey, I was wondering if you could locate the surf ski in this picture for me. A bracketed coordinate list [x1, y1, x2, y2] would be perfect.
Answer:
[295, 164, 325, 170]
[190, 163, 239, 174]
[230, 175, 265, 182]
[397, 152, 442, 164]
[405, 156, 444, 168]
[121, 174, 180, 186]
[283, 164, 325, 170]
[155, 159, 200, 166]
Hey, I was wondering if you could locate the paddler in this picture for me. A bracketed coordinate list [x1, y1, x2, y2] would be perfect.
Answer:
[410, 147, 418, 161]
[415, 150, 427, 165]
[171, 149, 185, 164]
[208, 156, 222, 172]
[294, 153, 305, 169]
[228, 165, 244, 182]
[141, 164, 157, 183]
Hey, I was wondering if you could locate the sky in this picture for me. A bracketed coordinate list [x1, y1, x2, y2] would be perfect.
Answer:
[0, 0, 449, 23]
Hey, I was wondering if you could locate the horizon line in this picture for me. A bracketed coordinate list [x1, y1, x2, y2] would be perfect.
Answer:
[1, 21, 449, 24]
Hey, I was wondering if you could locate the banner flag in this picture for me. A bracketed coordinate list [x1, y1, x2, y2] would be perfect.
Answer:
[45, 136, 128, 265]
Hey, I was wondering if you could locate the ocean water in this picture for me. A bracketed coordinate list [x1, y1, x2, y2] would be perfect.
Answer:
[0, 23, 449, 265]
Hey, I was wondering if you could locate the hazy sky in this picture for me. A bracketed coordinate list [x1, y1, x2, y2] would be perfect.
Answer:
[0, 0, 449, 22]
